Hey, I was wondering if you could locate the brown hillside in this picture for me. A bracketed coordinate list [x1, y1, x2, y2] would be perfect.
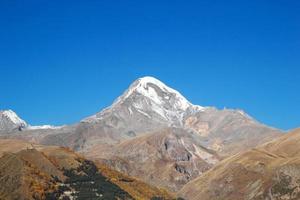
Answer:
[179, 128, 300, 200]
[0, 139, 176, 200]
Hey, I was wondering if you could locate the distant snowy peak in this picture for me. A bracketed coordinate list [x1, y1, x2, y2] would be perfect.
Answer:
[27, 125, 63, 130]
[0, 110, 28, 132]
[0, 110, 27, 127]
[0, 109, 63, 133]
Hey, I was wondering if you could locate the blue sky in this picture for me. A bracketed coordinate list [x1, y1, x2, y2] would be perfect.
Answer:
[0, 0, 299, 130]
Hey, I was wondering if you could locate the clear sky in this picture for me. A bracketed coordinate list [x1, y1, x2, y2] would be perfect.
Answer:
[0, 0, 299, 130]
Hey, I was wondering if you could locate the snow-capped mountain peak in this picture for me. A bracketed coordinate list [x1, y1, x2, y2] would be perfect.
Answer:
[0, 110, 63, 133]
[0, 109, 28, 132]
[85, 76, 206, 126]
[135, 76, 192, 110]
[0, 110, 27, 126]
[113, 76, 200, 111]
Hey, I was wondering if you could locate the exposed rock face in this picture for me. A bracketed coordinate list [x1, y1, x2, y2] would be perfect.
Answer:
[0, 76, 282, 192]
[87, 128, 219, 191]
[178, 128, 300, 200]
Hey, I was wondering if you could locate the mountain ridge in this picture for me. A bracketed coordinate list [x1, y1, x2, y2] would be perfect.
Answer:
[1, 77, 280, 132]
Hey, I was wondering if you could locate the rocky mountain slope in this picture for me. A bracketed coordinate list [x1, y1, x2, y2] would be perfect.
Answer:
[0, 76, 282, 192]
[87, 127, 219, 191]
[0, 139, 176, 200]
[182, 107, 280, 157]
[179, 128, 300, 200]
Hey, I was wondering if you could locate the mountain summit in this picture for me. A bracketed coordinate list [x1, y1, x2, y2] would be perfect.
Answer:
[0, 110, 27, 133]
[113, 76, 195, 111]
[84, 76, 204, 126]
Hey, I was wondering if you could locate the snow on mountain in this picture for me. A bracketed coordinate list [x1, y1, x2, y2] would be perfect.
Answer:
[26, 125, 63, 130]
[85, 76, 206, 124]
[113, 76, 194, 110]
[1, 110, 27, 125]
[0, 110, 62, 133]
[0, 110, 28, 132]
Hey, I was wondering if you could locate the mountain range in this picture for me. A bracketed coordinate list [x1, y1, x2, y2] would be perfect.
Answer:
[1, 76, 297, 200]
